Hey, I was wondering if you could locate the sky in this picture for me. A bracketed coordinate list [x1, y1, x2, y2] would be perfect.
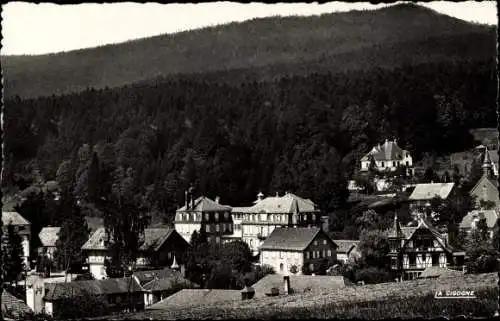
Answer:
[1, 1, 497, 56]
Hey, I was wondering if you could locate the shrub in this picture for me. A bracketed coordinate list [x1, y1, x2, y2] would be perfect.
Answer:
[53, 292, 108, 319]
[354, 267, 392, 284]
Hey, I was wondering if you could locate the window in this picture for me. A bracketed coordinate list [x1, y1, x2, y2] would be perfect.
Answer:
[322, 250, 326, 258]
[216, 237, 220, 244]
[309, 263, 314, 271]
[204, 213, 209, 220]
[323, 240, 327, 245]
[313, 214, 317, 221]
[229, 224, 233, 232]
[327, 250, 332, 257]
[381, 162, 385, 167]
[224, 212, 229, 219]
[306, 252, 310, 259]
[18, 226, 25, 231]
[280, 251, 283, 259]
[206, 225, 211, 233]
[314, 240, 318, 246]
[393, 161, 396, 167]
[406, 161, 409, 166]
[215, 212, 219, 221]
[216, 224, 220, 232]
[280, 263, 284, 272]
[317, 251, 321, 258]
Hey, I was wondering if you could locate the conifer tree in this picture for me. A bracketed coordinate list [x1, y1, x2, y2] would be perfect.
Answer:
[1, 223, 25, 286]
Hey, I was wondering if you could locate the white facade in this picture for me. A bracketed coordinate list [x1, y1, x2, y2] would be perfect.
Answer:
[87, 252, 107, 280]
[260, 250, 305, 275]
[44, 302, 54, 316]
[175, 222, 202, 243]
[360, 139, 413, 173]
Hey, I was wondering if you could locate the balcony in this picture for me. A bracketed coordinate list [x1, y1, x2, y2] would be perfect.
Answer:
[403, 247, 442, 253]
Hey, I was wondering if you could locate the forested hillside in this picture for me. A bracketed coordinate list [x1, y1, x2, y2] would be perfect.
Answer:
[3, 57, 497, 225]
[1, 3, 495, 98]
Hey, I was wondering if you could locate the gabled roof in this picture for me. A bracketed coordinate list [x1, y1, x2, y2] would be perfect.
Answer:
[403, 218, 453, 252]
[142, 273, 196, 292]
[418, 266, 464, 279]
[459, 210, 499, 229]
[133, 268, 182, 286]
[81, 227, 180, 251]
[409, 183, 455, 201]
[148, 289, 241, 310]
[2, 211, 30, 226]
[176, 196, 231, 212]
[333, 240, 360, 254]
[260, 227, 335, 251]
[251, 274, 347, 298]
[361, 139, 409, 161]
[470, 173, 498, 194]
[233, 193, 318, 214]
[39, 227, 61, 247]
[44, 277, 144, 301]
[1, 290, 33, 319]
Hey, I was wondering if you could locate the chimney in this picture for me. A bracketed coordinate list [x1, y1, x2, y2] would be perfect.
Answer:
[257, 192, 264, 201]
[185, 190, 189, 209]
[241, 285, 255, 300]
[283, 276, 290, 295]
[215, 196, 220, 204]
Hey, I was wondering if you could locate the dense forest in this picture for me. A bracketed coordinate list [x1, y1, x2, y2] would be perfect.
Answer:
[3, 57, 497, 226]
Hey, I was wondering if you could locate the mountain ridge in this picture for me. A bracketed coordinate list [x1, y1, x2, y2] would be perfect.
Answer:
[1, 3, 495, 99]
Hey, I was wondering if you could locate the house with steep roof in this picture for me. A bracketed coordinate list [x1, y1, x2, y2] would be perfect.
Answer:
[232, 192, 323, 254]
[2, 289, 33, 320]
[38, 227, 60, 259]
[387, 213, 465, 281]
[408, 182, 455, 213]
[469, 148, 499, 208]
[132, 267, 197, 306]
[81, 227, 189, 280]
[174, 192, 233, 244]
[459, 209, 499, 239]
[42, 277, 145, 316]
[2, 211, 31, 269]
[333, 240, 360, 263]
[360, 139, 413, 175]
[260, 227, 337, 275]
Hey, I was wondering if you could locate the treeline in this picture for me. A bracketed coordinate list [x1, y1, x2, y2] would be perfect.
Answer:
[3, 58, 496, 225]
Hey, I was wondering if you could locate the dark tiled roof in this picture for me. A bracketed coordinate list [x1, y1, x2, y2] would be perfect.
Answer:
[2, 211, 30, 226]
[81, 227, 177, 251]
[44, 277, 144, 301]
[260, 227, 335, 251]
[133, 268, 180, 286]
[361, 140, 408, 161]
[142, 274, 195, 292]
[176, 196, 231, 212]
[147, 289, 241, 310]
[333, 240, 360, 254]
[251, 275, 347, 298]
[39, 227, 60, 247]
[1, 290, 32, 319]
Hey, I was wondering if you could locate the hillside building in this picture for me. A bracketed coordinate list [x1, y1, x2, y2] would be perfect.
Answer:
[2, 211, 31, 270]
[334, 240, 361, 263]
[231, 192, 323, 255]
[408, 182, 455, 213]
[459, 209, 499, 239]
[360, 139, 413, 175]
[469, 148, 499, 208]
[81, 227, 189, 280]
[38, 227, 60, 260]
[174, 191, 233, 244]
[387, 213, 465, 281]
[260, 226, 337, 275]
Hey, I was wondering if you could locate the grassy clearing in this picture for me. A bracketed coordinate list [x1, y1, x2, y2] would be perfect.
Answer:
[125, 273, 497, 320]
